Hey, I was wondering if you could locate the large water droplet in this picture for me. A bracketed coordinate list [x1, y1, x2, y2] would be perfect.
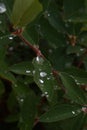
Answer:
[0, 3, 6, 14]
[36, 56, 44, 64]
[40, 72, 47, 77]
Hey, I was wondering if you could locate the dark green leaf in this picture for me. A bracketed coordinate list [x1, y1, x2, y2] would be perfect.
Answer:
[37, 17, 66, 47]
[19, 90, 37, 130]
[0, 63, 16, 83]
[63, 0, 85, 21]
[60, 72, 86, 104]
[44, 1, 65, 32]
[65, 67, 87, 84]
[40, 104, 82, 122]
[10, 61, 34, 76]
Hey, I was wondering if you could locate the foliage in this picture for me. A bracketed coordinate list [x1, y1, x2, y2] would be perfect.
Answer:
[0, 0, 87, 130]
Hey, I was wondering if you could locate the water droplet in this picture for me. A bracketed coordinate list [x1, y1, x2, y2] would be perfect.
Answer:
[41, 93, 45, 97]
[0, 3, 6, 14]
[77, 53, 80, 56]
[26, 70, 31, 73]
[47, 77, 50, 80]
[36, 56, 40, 62]
[39, 79, 44, 84]
[46, 94, 49, 98]
[33, 70, 35, 74]
[20, 98, 24, 102]
[36, 56, 44, 64]
[72, 111, 75, 114]
[80, 48, 84, 51]
[76, 82, 80, 85]
[44, 10, 51, 18]
[9, 36, 13, 40]
[44, 92, 48, 95]
[48, 13, 50, 17]
[0, 37, 2, 39]
[40, 72, 47, 77]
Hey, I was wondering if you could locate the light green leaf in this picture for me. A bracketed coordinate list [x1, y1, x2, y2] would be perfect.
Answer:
[11, 0, 43, 27]
[40, 104, 82, 122]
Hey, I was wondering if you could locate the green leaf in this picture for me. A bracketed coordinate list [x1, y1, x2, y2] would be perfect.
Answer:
[32, 56, 58, 103]
[0, 63, 16, 84]
[63, 0, 85, 19]
[40, 104, 82, 122]
[11, 0, 43, 27]
[12, 81, 30, 104]
[19, 90, 37, 130]
[10, 61, 34, 76]
[60, 72, 86, 104]
[71, 113, 86, 130]
[65, 67, 87, 84]
[37, 17, 66, 47]
[44, 1, 65, 32]
[61, 113, 86, 130]
[66, 46, 84, 54]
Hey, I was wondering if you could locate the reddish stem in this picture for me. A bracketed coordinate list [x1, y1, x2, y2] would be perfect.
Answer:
[12, 29, 44, 58]
[18, 34, 44, 58]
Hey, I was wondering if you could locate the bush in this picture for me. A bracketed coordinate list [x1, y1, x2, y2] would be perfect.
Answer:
[0, 0, 87, 130]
